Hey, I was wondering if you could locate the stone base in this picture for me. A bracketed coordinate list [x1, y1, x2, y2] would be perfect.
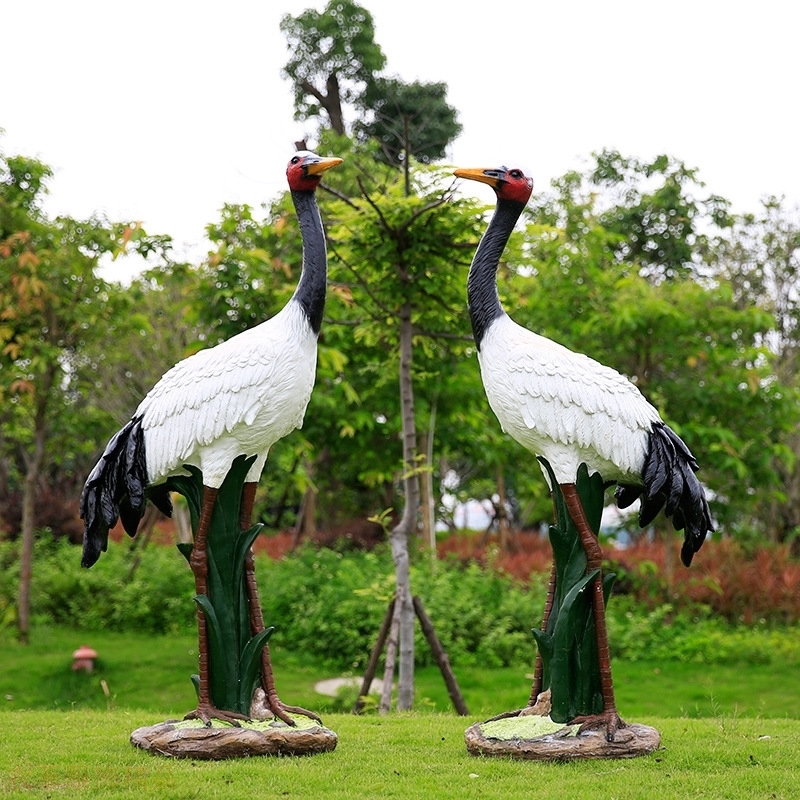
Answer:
[131, 715, 338, 760]
[465, 712, 660, 762]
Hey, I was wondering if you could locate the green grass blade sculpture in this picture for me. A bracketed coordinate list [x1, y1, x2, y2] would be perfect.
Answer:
[169, 455, 272, 715]
[533, 458, 615, 723]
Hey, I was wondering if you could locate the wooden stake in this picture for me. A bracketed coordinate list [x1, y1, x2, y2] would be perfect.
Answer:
[354, 598, 396, 714]
[413, 595, 469, 716]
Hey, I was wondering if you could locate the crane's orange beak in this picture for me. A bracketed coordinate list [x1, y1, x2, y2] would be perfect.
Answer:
[306, 156, 343, 176]
[453, 167, 502, 189]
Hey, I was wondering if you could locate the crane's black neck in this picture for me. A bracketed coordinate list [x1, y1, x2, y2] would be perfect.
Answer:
[467, 198, 526, 350]
[291, 189, 327, 335]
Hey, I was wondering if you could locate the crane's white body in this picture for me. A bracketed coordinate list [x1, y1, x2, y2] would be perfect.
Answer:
[138, 300, 317, 488]
[478, 314, 661, 486]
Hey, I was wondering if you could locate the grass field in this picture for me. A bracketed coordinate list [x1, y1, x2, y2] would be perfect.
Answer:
[1, 711, 799, 799]
[2, 625, 800, 799]
[2, 626, 799, 720]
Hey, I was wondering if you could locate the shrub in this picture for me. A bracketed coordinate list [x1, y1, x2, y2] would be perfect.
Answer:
[606, 539, 800, 624]
[0, 536, 195, 634]
[253, 546, 545, 670]
[606, 600, 800, 665]
[3, 533, 800, 673]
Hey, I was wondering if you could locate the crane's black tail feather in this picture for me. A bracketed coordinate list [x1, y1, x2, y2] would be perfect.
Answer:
[615, 422, 713, 567]
[80, 416, 170, 568]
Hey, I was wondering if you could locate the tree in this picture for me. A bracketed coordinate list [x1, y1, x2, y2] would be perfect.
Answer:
[76, 262, 205, 430]
[498, 153, 798, 540]
[280, 2, 462, 178]
[710, 197, 800, 543]
[324, 152, 478, 709]
[0, 149, 171, 642]
[354, 77, 462, 174]
[550, 149, 733, 282]
[280, 0, 386, 136]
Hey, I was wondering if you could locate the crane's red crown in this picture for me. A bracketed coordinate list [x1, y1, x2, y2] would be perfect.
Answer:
[454, 165, 533, 205]
[286, 150, 343, 192]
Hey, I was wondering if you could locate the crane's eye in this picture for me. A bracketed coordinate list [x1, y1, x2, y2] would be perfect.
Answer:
[509, 169, 523, 179]
[291, 156, 300, 165]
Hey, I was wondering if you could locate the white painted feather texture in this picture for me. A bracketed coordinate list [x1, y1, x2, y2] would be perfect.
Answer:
[137, 300, 317, 488]
[478, 314, 661, 485]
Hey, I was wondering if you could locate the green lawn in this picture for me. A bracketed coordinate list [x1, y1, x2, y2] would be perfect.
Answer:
[1, 711, 799, 800]
[2, 626, 798, 721]
[2, 626, 800, 799]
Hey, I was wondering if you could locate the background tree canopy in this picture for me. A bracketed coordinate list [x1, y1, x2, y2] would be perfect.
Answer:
[3, 0, 800, 662]
[3, 142, 798, 546]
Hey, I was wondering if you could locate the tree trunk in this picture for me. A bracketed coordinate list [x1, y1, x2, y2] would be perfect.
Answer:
[402, 115, 411, 197]
[419, 432, 436, 557]
[173, 502, 192, 545]
[17, 368, 53, 644]
[496, 467, 512, 553]
[125, 503, 160, 581]
[389, 301, 419, 711]
[355, 598, 395, 714]
[324, 74, 345, 136]
[301, 483, 317, 539]
[413, 595, 469, 715]
[299, 76, 345, 137]
[17, 464, 38, 645]
[378, 598, 401, 714]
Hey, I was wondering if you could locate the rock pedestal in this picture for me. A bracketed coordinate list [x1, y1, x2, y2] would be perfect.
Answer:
[131, 716, 337, 760]
[464, 694, 660, 762]
[465, 714, 660, 761]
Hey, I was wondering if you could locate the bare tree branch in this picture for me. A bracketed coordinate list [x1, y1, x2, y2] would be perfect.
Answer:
[327, 240, 397, 319]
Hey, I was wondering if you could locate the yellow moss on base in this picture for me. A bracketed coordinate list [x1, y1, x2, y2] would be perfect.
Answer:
[173, 715, 321, 732]
[480, 715, 579, 740]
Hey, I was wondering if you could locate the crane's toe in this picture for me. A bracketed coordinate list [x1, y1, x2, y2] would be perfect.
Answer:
[184, 704, 250, 728]
[252, 687, 321, 726]
[269, 699, 322, 727]
[571, 709, 628, 742]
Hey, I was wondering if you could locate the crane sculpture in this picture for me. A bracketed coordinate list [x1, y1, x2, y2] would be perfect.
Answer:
[455, 163, 714, 741]
[81, 151, 342, 727]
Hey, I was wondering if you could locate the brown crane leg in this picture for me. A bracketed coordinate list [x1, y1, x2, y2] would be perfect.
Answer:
[560, 482, 626, 741]
[240, 482, 322, 726]
[528, 562, 557, 705]
[184, 486, 249, 726]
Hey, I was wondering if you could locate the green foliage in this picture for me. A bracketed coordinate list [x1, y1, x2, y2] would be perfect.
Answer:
[0, 148, 180, 516]
[199, 200, 301, 340]
[608, 600, 800, 666]
[354, 77, 462, 166]
[0, 536, 195, 634]
[588, 148, 733, 280]
[5, 535, 800, 680]
[98, 541, 544, 673]
[315, 158, 481, 516]
[280, 0, 386, 134]
[409, 558, 542, 670]
[79, 263, 207, 426]
[709, 196, 800, 541]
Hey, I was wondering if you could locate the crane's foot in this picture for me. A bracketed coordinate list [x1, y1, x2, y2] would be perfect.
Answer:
[265, 695, 322, 727]
[571, 709, 628, 742]
[184, 704, 250, 728]
[484, 708, 525, 722]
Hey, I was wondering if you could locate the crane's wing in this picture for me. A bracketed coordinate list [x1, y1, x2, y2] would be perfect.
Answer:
[480, 317, 661, 477]
[137, 314, 314, 482]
